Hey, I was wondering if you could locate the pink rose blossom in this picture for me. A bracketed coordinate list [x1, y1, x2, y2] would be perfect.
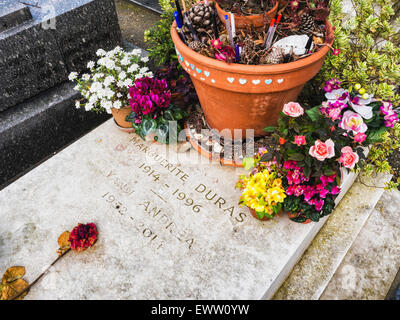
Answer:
[282, 102, 304, 118]
[339, 146, 359, 169]
[339, 111, 368, 134]
[294, 135, 306, 146]
[354, 132, 367, 143]
[309, 139, 335, 161]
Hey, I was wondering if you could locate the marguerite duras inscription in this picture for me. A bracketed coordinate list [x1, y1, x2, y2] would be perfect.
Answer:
[99, 135, 249, 251]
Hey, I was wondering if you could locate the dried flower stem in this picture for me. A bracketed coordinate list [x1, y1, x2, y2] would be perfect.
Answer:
[10, 249, 71, 300]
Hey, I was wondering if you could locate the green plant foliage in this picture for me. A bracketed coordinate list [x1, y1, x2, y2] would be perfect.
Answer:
[315, 0, 400, 104]
[126, 105, 187, 144]
[144, 0, 178, 67]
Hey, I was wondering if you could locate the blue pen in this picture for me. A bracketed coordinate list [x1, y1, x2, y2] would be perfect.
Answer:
[224, 15, 234, 47]
[235, 44, 240, 62]
[174, 11, 186, 43]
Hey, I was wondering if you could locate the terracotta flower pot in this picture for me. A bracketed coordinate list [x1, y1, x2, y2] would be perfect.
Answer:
[287, 212, 312, 224]
[171, 20, 334, 139]
[215, 1, 279, 29]
[111, 106, 134, 132]
[249, 208, 272, 221]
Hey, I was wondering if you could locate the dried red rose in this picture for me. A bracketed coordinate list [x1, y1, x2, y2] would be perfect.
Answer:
[68, 223, 98, 252]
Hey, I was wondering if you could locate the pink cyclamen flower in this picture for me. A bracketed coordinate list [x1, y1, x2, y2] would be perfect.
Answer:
[332, 48, 340, 56]
[314, 199, 325, 211]
[294, 135, 306, 146]
[339, 111, 368, 134]
[354, 132, 367, 143]
[282, 102, 304, 117]
[339, 146, 359, 169]
[309, 139, 335, 161]
[331, 186, 341, 195]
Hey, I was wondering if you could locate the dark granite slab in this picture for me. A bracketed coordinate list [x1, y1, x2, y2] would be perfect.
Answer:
[0, 0, 122, 111]
[0, 81, 110, 190]
[127, 0, 162, 14]
[0, 2, 32, 32]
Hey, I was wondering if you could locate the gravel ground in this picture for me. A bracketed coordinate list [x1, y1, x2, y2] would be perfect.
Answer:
[114, 0, 161, 49]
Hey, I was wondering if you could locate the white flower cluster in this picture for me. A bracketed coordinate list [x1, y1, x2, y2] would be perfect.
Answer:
[69, 46, 153, 114]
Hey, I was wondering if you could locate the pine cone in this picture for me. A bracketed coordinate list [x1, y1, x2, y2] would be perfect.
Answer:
[188, 41, 207, 52]
[299, 13, 316, 35]
[261, 47, 285, 65]
[183, 3, 214, 43]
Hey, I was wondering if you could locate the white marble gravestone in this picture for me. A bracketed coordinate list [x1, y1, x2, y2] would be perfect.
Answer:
[0, 120, 356, 299]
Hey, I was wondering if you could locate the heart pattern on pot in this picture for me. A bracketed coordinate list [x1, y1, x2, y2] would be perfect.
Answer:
[239, 79, 247, 85]
[265, 79, 272, 85]
[190, 64, 195, 70]
[196, 68, 202, 74]
[227, 77, 234, 83]
[185, 61, 189, 67]
[204, 71, 210, 77]
[277, 79, 284, 83]
[211, 79, 216, 83]
[252, 80, 260, 85]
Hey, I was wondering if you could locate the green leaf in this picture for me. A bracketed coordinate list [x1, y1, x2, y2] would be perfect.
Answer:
[306, 106, 321, 122]
[288, 153, 305, 161]
[125, 111, 136, 123]
[242, 157, 256, 170]
[256, 211, 265, 219]
[263, 126, 276, 133]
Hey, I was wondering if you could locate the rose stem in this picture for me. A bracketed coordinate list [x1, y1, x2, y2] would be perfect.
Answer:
[10, 248, 71, 300]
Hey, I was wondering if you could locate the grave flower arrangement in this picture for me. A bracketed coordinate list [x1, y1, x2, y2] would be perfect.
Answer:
[126, 77, 187, 143]
[239, 79, 399, 223]
[69, 46, 152, 123]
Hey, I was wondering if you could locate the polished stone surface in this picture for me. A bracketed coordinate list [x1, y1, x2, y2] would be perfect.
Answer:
[321, 190, 400, 300]
[273, 173, 392, 300]
[0, 120, 355, 299]
[0, 1, 32, 32]
[0, 0, 121, 111]
[0, 81, 110, 189]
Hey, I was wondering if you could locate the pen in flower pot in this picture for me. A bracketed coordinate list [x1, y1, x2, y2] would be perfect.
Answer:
[230, 13, 236, 39]
[305, 36, 313, 54]
[265, 14, 282, 49]
[184, 12, 198, 41]
[174, 11, 186, 44]
[235, 44, 240, 62]
[264, 18, 275, 48]
[174, 0, 184, 29]
[224, 15, 234, 47]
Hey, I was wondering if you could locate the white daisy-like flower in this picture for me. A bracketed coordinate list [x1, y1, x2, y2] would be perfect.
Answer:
[106, 108, 112, 114]
[113, 46, 122, 54]
[105, 59, 115, 70]
[89, 94, 98, 103]
[117, 80, 124, 88]
[90, 82, 102, 93]
[135, 73, 144, 80]
[96, 49, 106, 56]
[75, 101, 80, 109]
[131, 49, 141, 56]
[73, 85, 80, 91]
[104, 88, 114, 99]
[97, 58, 106, 66]
[141, 56, 149, 63]
[124, 78, 133, 87]
[113, 100, 122, 109]
[119, 71, 127, 80]
[68, 72, 78, 81]
[87, 61, 95, 69]
[101, 99, 113, 110]
[144, 71, 153, 78]
[82, 74, 90, 81]
[96, 88, 105, 98]
[85, 103, 93, 111]
[117, 92, 122, 98]
[93, 73, 104, 80]
[139, 67, 149, 73]
[120, 57, 130, 66]
[104, 75, 115, 86]
[128, 64, 139, 73]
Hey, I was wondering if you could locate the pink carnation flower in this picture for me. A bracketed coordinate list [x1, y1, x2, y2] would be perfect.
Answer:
[354, 132, 367, 143]
[294, 135, 306, 146]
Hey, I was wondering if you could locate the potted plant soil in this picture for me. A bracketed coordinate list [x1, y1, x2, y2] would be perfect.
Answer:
[171, 1, 334, 138]
[215, 0, 279, 29]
